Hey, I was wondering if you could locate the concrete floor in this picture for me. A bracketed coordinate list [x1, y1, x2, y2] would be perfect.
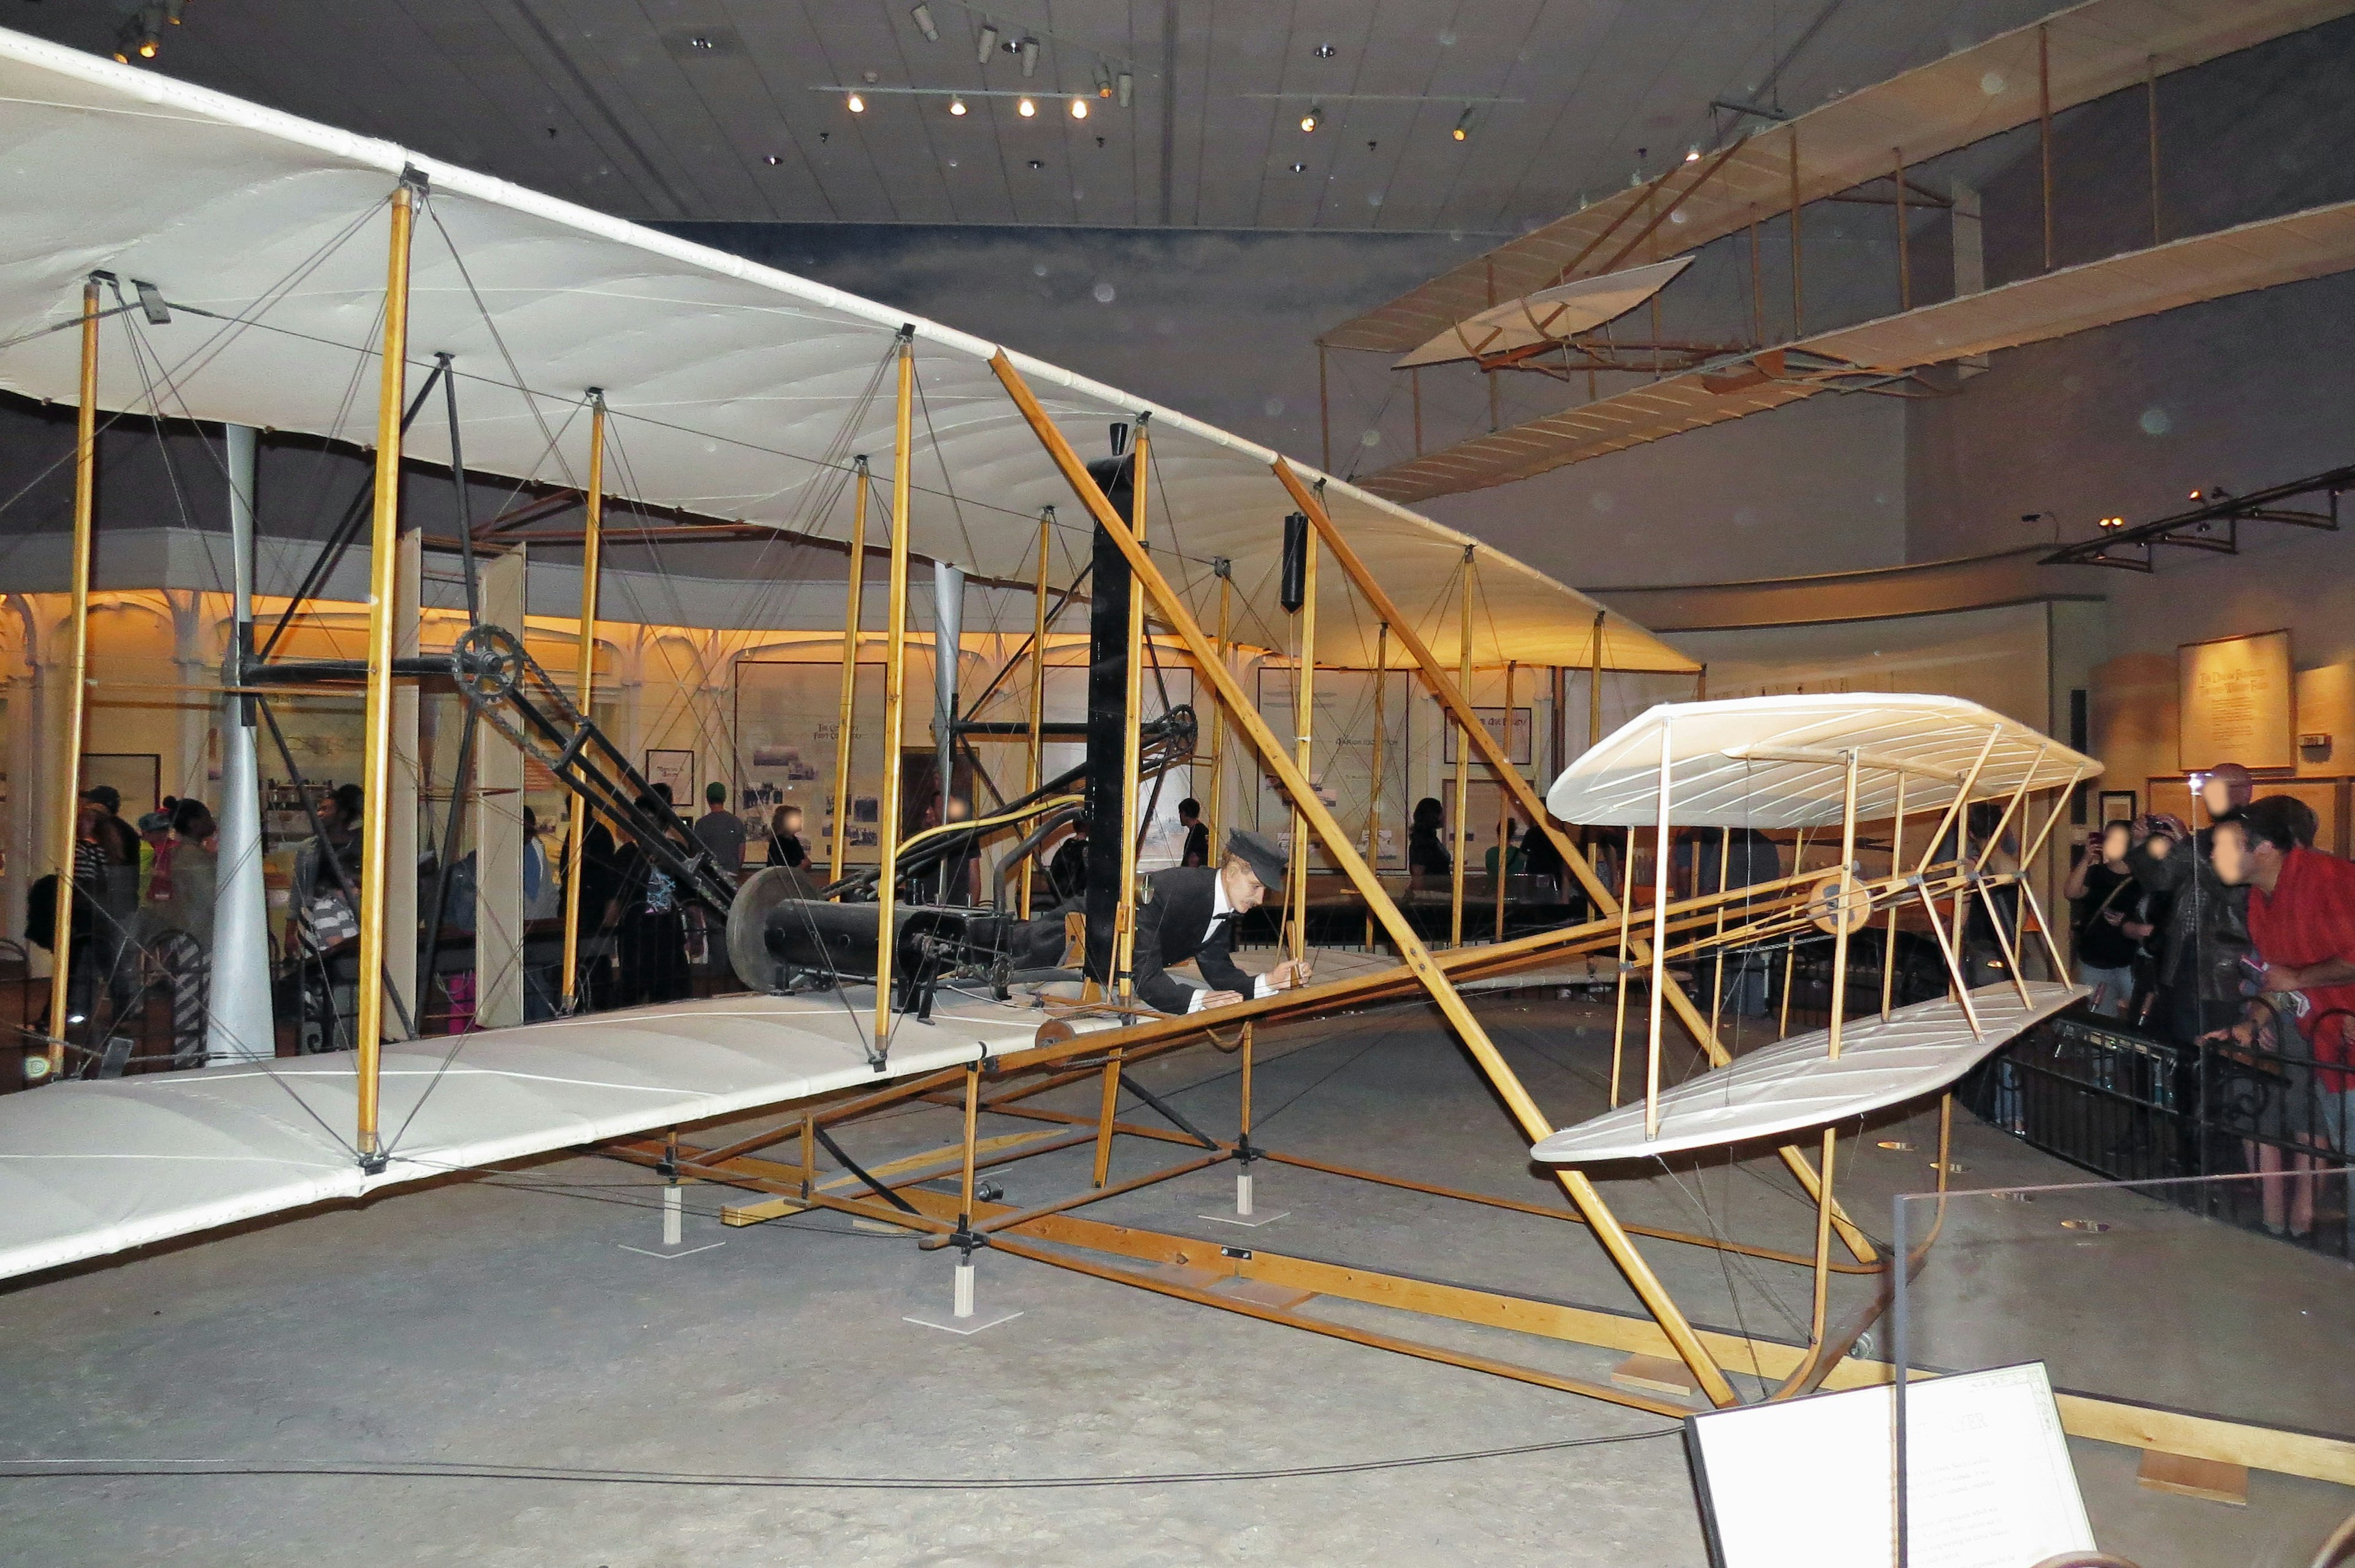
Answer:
[1, 992, 2348, 1565]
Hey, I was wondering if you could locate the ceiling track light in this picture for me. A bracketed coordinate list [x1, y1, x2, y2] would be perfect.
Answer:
[1684, 143, 1701, 162]
[1019, 36, 1040, 77]
[910, 4, 938, 41]
[976, 23, 998, 64]
[1016, 96, 1036, 117]
[948, 96, 967, 116]
[846, 92, 866, 112]
[1069, 97, 1087, 119]
[1300, 104, 1322, 132]
[1117, 71, 1133, 109]
[1452, 106, 1474, 141]
[1093, 63, 1112, 98]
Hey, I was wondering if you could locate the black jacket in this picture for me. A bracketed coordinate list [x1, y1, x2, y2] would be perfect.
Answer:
[1090, 865, 1255, 1014]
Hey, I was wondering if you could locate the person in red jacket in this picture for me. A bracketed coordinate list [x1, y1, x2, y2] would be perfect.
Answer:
[2214, 796, 2355, 1241]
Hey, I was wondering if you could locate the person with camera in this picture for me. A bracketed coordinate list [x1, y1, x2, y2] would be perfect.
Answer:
[2064, 820, 2153, 1017]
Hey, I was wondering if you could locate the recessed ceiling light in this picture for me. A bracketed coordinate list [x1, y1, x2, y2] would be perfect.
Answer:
[1028, 158, 1044, 169]
[688, 35, 713, 50]
[948, 96, 967, 116]
[1017, 96, 1036, 117]
[1290, 161, 1304, 172]
[1314, 42, 1335, 58]
[1685, 144, 1701, 162]
[1070, 98, 1087, 119]
[846, 93, 866, 113]
[764, 154, 782, 165]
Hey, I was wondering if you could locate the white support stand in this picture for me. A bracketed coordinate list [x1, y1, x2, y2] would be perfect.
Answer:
[1201, 1166, 1287, 1228]
[905, 1254, 1022, 1335]
[618, 1179, 725, 1261]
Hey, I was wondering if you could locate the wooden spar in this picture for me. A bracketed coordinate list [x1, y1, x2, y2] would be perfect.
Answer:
[1895, 147, 1912, 310]
[1882, 774, 1907, 1022]
[995, 353, 1741, 1408]
[1095, 417, 1152, 1187]
[1587, 611, 1603, 750]
[2016, 771, 2086, 981]
[1290, 480, 1317, 966]
[1788, 129, 1803, 336]
[1915, 727, 2002, 878]
[1493, 660, 1514, 943]
[1206, 564, 1230, 846]
[354, 182, 416, 1165]
[1276, 459, 1874, 1263]
[871, 332, 916, 1065]
[1609, 834, 1635, 1107]
[1643, 719, 1672, 1139]
[1411, 367, 1422, 457]
[1366, 623, 1387, 949]
[1709, 828, 1730, 1035]
[2040, 25, 2054, 270]
[957, 1063, 981, 1236]
[1317, 342, 1330, 472]
[1827, 748, 1861, 1060]
[560, 392, 607, 1011]
[829, 459, 871, 887]
[1018, 510, 1048, 918]
[1780, 827, 1808, 1038]
[46, 276, 99, 1076]
[1450, 550, 1473, 947]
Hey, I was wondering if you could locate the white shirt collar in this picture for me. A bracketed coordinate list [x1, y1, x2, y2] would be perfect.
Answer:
[1211, 870, 1237, 919]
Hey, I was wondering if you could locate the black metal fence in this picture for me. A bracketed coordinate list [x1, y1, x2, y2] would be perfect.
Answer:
[1965, 1001, 2353, 1261]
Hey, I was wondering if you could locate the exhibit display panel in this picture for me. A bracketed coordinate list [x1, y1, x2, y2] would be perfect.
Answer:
[1893, 1172, 2355, 1565]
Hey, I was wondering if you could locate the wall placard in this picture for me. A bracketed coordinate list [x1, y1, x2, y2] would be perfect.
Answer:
[2179, 629, 2293, 771]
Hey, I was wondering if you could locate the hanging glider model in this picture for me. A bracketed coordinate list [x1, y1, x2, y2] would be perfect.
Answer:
[1390, 257, 1693, 371]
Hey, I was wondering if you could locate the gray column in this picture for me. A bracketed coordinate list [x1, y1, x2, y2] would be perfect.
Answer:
[209, 424, 274, 1061]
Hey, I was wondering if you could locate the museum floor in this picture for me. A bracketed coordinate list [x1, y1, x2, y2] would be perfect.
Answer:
[1, 993, 2346, 1566]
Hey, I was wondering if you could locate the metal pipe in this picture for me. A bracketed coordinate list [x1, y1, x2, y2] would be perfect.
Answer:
[354, 182, 418, 1165]
[932, 559, 965, 849]
[872, 332, 916, 1064]
[45, 277, 100, 1077]
[561, 392, 607, 1009]
[829, 459, 870, 885]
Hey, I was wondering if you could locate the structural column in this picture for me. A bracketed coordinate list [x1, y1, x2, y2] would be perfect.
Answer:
[207, 424, 274, 1062]
[475, 545, 528, 1028]
[561, 394, 607, 1012]
[45, 275, 99, 1075]
[353, 180, 418, 1163]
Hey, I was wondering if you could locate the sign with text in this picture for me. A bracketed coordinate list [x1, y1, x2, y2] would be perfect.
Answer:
[1441, 705, 1533, 767]
[2180, 630, 2293, 771]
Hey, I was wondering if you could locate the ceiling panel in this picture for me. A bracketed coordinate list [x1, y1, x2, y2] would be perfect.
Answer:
[12, 0, 2084, 231]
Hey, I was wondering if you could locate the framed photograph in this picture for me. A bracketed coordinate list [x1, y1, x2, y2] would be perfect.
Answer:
[2179, 629, 2293, 771]
[2097, 789, 2137, 826]
[1442, 705, 1534, 767]
[643, 749, 695, 805]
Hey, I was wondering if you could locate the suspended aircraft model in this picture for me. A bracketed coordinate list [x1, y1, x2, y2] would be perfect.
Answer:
[1388, 256, 1696, 375]
[2, 31, 2346, 1490]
